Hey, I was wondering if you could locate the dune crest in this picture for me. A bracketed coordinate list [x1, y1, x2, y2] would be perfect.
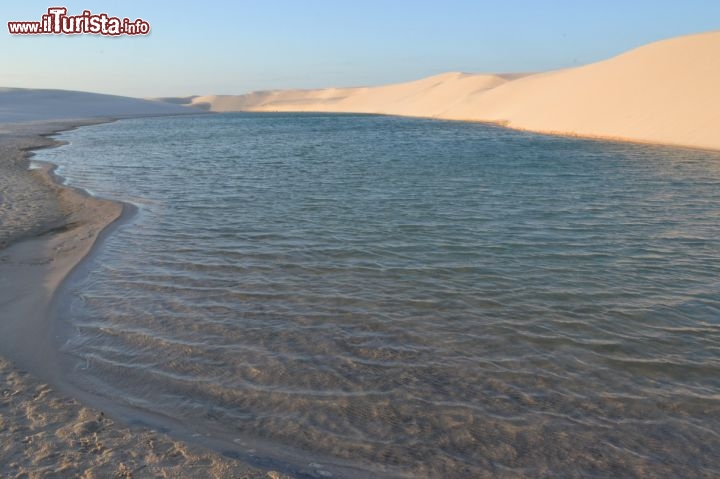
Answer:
[190, 31, 720, 150]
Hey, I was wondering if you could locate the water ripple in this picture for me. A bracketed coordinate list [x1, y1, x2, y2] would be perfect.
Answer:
[39, 113, 720, 477]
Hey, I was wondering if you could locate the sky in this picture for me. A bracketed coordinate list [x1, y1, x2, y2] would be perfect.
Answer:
[1, 1, 718, 97]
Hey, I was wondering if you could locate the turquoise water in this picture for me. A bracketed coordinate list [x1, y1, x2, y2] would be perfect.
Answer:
[40, 114, 720, 477]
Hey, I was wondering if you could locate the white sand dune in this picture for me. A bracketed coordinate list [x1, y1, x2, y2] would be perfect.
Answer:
[191, 72, 513, 116]
[0, 88, 197, 122]
[188, 31, 720, 150]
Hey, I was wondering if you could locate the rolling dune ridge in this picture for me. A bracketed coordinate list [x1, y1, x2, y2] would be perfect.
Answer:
[188, 32, 720, 150]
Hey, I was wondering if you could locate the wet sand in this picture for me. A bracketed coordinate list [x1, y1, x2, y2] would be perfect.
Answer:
[0, 121, 284, 478]
[0, 357, 286, 478]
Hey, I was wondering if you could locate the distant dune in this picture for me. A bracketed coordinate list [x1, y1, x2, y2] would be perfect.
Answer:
[0, 88, 199, 123]
[183, 31, 720, 151]
[189, 72, 513, 116]
[4, 32, 716, 149]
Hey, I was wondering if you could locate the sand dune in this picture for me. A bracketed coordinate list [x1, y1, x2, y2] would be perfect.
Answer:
[0, 88, 198, 122]
[191, 72, 512, 116]
[437, 31, 720, 149]
[186, 31, 720, 150]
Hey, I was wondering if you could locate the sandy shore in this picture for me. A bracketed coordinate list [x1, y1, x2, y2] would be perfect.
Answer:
[0, 121, 284, 478]
[0, 357, 285, 478]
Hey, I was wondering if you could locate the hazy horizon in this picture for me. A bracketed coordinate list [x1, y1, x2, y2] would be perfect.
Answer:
[2, 0, 719, 97]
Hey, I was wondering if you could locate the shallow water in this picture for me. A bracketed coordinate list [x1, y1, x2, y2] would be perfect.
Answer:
[39, 113, 720, 477]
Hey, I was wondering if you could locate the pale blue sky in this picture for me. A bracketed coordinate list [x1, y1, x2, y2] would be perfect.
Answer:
[1, 1, 718, 97]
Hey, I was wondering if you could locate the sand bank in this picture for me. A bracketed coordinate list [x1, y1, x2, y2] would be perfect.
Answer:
[0, 121, 123, 375]
[0, 121, 284, 477]
[184, 31, 720, 151]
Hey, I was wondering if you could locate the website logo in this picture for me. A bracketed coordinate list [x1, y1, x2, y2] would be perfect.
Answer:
[8, 7, 150, 36]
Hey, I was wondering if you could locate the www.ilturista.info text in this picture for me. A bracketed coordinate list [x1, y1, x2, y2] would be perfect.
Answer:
[8, 7, 150, 35]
